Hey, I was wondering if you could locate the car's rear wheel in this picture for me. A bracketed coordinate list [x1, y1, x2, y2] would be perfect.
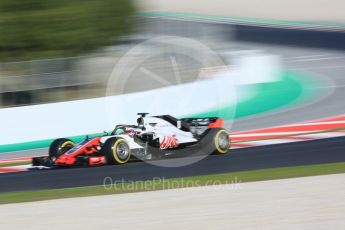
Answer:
[49, 138, 75, 160]
[102, 137, 131, 164]
[199, 128, 231, 155]
[213, 129, 231, 154]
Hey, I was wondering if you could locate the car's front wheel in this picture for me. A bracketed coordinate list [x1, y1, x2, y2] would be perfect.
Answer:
[49, 138, 75, 160]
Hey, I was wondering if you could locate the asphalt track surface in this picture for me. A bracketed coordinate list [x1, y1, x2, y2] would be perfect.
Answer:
[1, 136, 345, 193]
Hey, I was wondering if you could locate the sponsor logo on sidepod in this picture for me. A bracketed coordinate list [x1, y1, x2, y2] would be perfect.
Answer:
[160, 134, 178, 149]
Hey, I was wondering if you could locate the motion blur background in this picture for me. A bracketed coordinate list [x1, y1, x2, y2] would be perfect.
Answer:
[0, 0, 344, 107]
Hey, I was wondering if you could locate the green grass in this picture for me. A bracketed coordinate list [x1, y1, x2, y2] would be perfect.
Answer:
[1, 162, 345, 205]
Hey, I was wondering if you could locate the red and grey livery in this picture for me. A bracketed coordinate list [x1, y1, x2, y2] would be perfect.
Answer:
[32, 113, 231, 167]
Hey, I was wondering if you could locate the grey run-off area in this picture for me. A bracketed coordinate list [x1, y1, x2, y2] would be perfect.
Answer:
[1, 173, 344, 229]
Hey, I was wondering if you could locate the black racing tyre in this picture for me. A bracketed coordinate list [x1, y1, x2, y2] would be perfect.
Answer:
[199, 128, 231, 155]
[102, 137, 131, 165]
[49, 138, 75, 159]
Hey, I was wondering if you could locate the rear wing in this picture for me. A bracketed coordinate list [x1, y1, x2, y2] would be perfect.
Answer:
[181, 117, 224, 128]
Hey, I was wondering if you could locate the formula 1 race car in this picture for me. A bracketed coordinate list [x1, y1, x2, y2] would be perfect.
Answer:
[32, 113, 231, 167]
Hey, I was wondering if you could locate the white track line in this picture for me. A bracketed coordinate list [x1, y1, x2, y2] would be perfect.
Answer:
[232, 131, 315, 137]
[303, 132, 345, 139]
[283, 121, 345, 127]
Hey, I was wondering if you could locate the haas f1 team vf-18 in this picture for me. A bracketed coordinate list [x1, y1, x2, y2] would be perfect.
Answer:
[33, 113, 231, 167]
